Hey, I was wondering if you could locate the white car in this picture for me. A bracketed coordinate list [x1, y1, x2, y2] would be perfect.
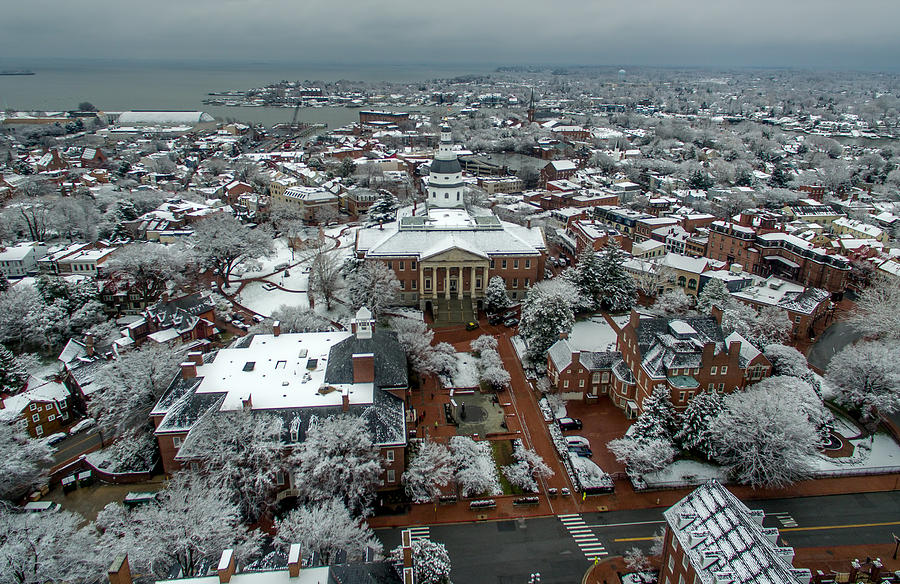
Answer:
[565, 435, 591, 448]
[24, 501, 61, 513]
[44, 432, 68, 446]
[69, 418, 96, 435]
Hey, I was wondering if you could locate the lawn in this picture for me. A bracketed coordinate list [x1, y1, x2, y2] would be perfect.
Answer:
[491, 440, 525, 495]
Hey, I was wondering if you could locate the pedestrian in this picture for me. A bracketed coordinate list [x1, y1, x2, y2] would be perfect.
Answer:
[435, 421, 439, 429]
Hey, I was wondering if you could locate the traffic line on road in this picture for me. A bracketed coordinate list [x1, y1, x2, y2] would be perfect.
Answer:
[769, 512, 798, 528]
[408, 527, 430, 541]
[559, 514, 608, 560]
[780, 520, 900, 533]
[586, 519, 665, 528]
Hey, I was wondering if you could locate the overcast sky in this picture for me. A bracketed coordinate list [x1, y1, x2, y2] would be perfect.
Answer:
[2, 0, 898, 70]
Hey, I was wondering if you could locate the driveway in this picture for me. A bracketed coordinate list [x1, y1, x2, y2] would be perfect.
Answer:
[52, 430, 103, 465]
[807, 321, 862, 372]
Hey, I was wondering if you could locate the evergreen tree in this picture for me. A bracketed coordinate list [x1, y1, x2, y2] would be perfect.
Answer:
[519, 281, 577, 361]
[367, 192, 399, 224]
[630, 385, 679, 442]
[696, 277, 731, 314]
[483, 276, 510, 314]
[0, 345, 28, 394]
[568, 248, 605, 310]
[675, 390, 724, 459]
[594, 241, 637, 312]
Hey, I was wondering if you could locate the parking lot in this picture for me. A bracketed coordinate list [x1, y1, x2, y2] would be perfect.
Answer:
[561, 397, 634, 476]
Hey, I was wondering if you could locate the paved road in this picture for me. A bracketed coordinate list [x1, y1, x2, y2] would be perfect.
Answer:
[376, 491, 900, 584]
[52, 430, 102, 465]
[807, 321, 862, 371]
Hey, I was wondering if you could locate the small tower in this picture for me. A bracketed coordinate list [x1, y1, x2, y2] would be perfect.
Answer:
[353, 306, 374, 339]
[527, 87, 536, 123]
[427, 123, 465, 209]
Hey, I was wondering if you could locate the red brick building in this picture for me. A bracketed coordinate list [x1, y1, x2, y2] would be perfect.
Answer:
[0, 377, 73, 438]
[540, 159, 577, 186]
[707, 212, 850, 294]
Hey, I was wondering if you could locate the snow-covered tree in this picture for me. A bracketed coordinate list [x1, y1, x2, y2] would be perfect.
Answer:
[709, 381, 819, 488]
[190, 213, 274, 285]
[477, 347, 510, 390]
[91, 343, 184, 435]
[290, 415, 382, 516]
[403, 441, 454, 503]
[270, 304, 332, 333]
[624, 546, 651, 573]
[346, 260, 400, 318]
[187, 408, 287, 522]
[389, 539, 452, 584]
[367, 191, 399, 225]
[519, 280, 579, 361]
[0, 424, 54, 502]
[501, 443, 553, 492]
[675, 390, 724, 458]
[630, 386, 679, 442]
[0, 504, 101, 584]
[696, 278, 730, 313]
[96, 473, 261, 579]
[302, 236, 342, 311]
[392, 318, 455, 378]
[0, 345, 28, 394]
[448, 436, 502, 498]
[650, 288, 694, 317]
[594, 241, 637, 312]
[846, 277, 900, 340]
[103, 243, 188, 306]
[607, 436, 676, 476]
[470, 334, 498, 355]
[483, 275, 510, 314]
[763, 343, 810, 378]
[0, 286, 68, 351]
[826, 340, 900, 424]
[722, 304, 791, 349]
[567, 248, 606, 310]
[274, 499, 381, 565]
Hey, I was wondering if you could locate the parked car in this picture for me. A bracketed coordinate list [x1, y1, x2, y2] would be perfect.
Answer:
[274, 262, 289, 271]
[568, 445, 593, 458]
[465, 321, 479, 331]
[565, 435, 590, 448]
[503, 317, 519, 328]
[558, 417, 583, 431]
[69, 418, 96, 435]
[24, 501, 61, 513]
[45, 432, 68, 446]
[252, 314, 265, 323]
[231, 319, 249, 330]
[488, 313, 504, 326]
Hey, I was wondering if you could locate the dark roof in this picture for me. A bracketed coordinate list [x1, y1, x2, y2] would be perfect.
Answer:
[579, 351, 621, 370]
[330, 561, 403, 584]
[429, 157, 461, 175]
[324, 328, 408, 389]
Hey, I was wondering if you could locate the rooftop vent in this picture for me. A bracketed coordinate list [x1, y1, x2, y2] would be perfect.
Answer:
[306, 359, 318, 370]
[242, 362, 255, 372]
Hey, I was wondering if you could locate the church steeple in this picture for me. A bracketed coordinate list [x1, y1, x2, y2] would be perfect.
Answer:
[427, 122, 465, 209]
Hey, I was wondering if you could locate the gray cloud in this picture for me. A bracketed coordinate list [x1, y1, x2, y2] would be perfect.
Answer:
[1, 0, 898, 69]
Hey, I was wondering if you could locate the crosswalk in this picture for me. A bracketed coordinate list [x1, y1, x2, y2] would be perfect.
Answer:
[558, 514, 607, 561]
[769, 512, 798, 528]
[407, 526, 431, 541]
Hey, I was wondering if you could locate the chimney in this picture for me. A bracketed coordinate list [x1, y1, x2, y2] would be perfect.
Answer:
[342, 388, 350, 412]
[790, 569, 812, 584]
[870, 559, 883, 581]
[287, 543, 301, 578]
[273, 320, 281, 337]
[713, 572, 734, 584]
[180, 362, 197, 380]
[0, 397, 4, 410]
[85, 334, 95, 357]
[849, 560, 860, 582]
[748, 509, 764, 526]
[188, 351, 204, 365]
[217, 549, 236, 584]
[571, 350, 580, 366]
[108, 555, 133, 584]
[352, 353, 375, 384]
[628, 308, 640, 330]
[710, 305, 723, 325]
[761, 527, 780, 545]
[775, 547, 795, 565]
[242, 394, 252, 410]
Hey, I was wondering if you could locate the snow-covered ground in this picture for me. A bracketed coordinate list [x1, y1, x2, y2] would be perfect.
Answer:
[809, 432, 900, 472]
[383, 307, 424, 321]
[238, 281, 308, 316]
[568, 316, 618, 352]
[445, 352, 480, 388]
[642, 459, 728, 488]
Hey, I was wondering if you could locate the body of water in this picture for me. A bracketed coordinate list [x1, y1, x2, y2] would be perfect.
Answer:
[0, 60, 489, 126]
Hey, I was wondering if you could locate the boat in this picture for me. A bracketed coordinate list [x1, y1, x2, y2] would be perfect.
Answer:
[0, 70, 35, 76]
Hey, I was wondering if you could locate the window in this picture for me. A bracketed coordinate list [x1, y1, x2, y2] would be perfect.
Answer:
[490, 259, 495, 268]
[399, 280, 405, 290]
[525, 259, 531, 269]
[29, 403, 37, 411]
[708, 383, 715, 391]
[412, 280, 417, 290]
[60, 401, 66, 409]
[678, 391, 685, 402]
[592, 373, 601, 384]
[602, 372, 610, 383]
[276, 471, 286, 486]
[475, 278, 482, 288]
[386, 450, 395, 463]
[173, 436, 183, 448]
[710, 366, 717, 375]
[524, 278, 530, 287]
[512, 278, 518, 288]
[425, 279, 431, 290]
[35, 426, 43, 436]
[693, 368, 699, 375]
[514, 259, 519, 269]
[579, 379, 585, 388]
[794, 315, 801, 323]
[563, 380, 569, 388]
[411, 261, 417, 270]
[720, 366, 727, 375]
[399, 261, 404, 271]
[718, 383, 724, 392]
[387, 469, 396, 482]
[445, 193, 449, 199]
[668, 555, 675, 572]
[32, 414, 40, 422]
[47, 415, 55, 422]
[502, 259, 507, 269]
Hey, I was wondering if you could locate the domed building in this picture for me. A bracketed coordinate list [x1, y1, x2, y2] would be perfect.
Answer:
[355, 125, 547, 323]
